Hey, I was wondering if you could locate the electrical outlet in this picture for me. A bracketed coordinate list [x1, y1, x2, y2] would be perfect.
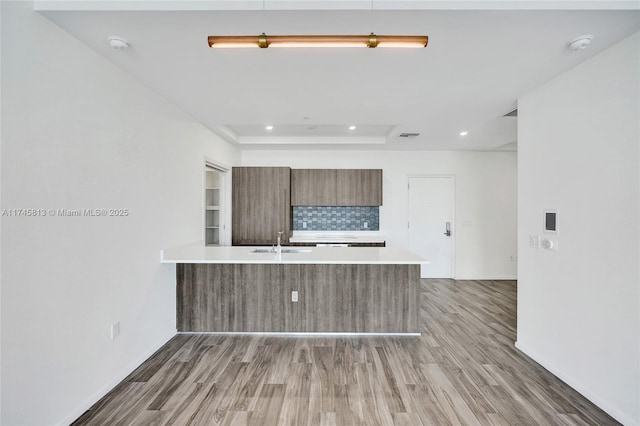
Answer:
[110, 322, 120, 340]
[302, 221, 307, 229]
[291, 291, 298, 302]
[363, 222, 368, 229]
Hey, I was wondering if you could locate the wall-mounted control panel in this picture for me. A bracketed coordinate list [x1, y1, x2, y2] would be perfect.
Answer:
[544, 209, 558, 234]
[530, 209, 559, 251]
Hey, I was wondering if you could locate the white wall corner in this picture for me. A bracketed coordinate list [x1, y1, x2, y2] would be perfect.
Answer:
[517, 31, 640, 425]
[0, 1, 4, 422]
[515, 341, 640, 426]
[1, 2, 239, 424]
[56, 331, 176, 426]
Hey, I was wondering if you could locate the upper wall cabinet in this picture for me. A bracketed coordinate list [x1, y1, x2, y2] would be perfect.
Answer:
[232, 167, 291, 245]
[291, 169, 382, 206]
[336, 169, 383, 206]
[291, 169, 338, 205]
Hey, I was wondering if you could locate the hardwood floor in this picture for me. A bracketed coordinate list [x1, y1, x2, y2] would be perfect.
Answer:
[72, 279, 619, 425]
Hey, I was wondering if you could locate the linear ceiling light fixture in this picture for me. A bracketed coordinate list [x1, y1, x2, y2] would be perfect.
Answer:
[208, 33, 428, 49]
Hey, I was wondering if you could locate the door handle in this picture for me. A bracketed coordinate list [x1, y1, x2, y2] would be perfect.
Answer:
[444, 222, 451, 237]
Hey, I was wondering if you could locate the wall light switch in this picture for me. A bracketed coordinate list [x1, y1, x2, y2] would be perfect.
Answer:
[110, 322, 120, 340]
[291, 291, 298, 302]
[529, 235, 540, 249]
[363, 222, 368, 229]
[302, 222, 307, 229]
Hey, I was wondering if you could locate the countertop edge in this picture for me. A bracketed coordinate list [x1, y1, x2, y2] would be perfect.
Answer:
[161, 242, 428, 265]
[161, 259, 425, 264]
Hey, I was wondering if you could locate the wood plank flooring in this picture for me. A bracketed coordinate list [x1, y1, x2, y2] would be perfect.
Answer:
[72, 279, 619, 426]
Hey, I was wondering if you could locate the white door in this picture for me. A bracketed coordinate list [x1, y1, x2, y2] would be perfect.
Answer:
[408, 177, 454, 278]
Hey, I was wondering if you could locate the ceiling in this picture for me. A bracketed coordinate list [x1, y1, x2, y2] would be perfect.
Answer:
[37, 1, 640, 151]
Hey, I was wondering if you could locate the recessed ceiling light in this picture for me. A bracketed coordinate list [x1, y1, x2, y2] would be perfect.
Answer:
[349, 126, 356, 130]
[108, 36, 130, 50]
[568, 34, 593, 51]
[459, 131, 468, 136]
[265, 125, 274, 130]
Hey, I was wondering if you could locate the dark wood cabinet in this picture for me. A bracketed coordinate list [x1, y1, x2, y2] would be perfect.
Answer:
[291, 169, 382, 206]
[232, 167, 291, 245]
[336, 169, 383, 206]
[287, 242, 386, 247]
[291, 169, 337, 205]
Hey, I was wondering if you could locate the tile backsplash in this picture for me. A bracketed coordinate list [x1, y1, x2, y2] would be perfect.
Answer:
[293, 206, 379, 231]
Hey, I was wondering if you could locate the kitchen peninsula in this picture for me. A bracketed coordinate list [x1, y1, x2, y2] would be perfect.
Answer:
[162, 243, 426, 335]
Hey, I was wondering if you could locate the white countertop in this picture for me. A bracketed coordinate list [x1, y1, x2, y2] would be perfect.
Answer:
[161, 242, 426, 265]
[289, 232, 386, 244]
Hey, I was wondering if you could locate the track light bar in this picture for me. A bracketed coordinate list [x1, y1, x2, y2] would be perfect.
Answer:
[208, 33, 428, 49]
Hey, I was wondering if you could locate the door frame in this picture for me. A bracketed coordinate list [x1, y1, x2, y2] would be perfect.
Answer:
[407, 174, 456, 279]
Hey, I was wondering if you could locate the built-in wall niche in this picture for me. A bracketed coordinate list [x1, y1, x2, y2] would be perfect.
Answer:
[205, 188, 219, 208]
[205, 167, 224, 246]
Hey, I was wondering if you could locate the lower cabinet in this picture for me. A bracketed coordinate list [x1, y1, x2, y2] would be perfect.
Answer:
[287, 242, 386, 247]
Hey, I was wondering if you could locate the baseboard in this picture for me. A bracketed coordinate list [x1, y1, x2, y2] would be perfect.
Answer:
[56, 330, 177, 426]
[178, 331, 421, 337]
[515, 341, 639, 426]
[452, 276, 517, 281]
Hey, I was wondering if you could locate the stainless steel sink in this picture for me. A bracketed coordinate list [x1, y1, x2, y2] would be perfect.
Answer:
[251, 248, 312, 254]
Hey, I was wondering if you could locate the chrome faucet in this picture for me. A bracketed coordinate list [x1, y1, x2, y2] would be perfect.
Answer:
[277, 231, 284, 255]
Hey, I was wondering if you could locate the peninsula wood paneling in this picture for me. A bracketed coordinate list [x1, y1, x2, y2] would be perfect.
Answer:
[176, 263, 419, 333]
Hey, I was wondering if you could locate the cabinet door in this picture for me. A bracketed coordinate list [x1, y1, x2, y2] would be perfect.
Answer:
[232, 167, 291, 245]
[291, 169, 337, 206]
[336, 169, 383, 206]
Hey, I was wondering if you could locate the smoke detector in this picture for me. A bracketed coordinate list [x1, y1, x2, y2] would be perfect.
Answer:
[108, 36, 130, 50]
[568, 35, 593, 51]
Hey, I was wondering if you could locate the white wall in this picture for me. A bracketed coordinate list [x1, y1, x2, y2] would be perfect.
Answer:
[0, 3, 3, 423]
[0, 2, 239, 425]
[517, 32, 639, 425]
[242, 150, 518, 280]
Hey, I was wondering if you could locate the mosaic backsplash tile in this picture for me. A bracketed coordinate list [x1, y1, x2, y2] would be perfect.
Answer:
[293, 206, 380, 231]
